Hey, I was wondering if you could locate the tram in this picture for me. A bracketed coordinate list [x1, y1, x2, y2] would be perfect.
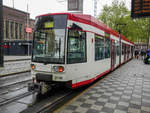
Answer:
[28, 13, 134, 94]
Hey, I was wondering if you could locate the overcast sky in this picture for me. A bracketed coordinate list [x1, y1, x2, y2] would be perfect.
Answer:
[3, 0, 131, 19]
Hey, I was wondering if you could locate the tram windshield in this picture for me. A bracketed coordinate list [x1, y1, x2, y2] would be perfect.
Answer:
[32, 15, 67, 64]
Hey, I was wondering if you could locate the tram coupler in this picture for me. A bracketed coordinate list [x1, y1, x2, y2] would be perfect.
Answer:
[28, 82, 41, 93]
[28, 82, 52, 94]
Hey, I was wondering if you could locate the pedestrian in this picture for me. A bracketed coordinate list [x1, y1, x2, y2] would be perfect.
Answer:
[141, 50, 145, 60]
[134, 50, 139, 59]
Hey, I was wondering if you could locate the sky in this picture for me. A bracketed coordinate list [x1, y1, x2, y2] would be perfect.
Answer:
[3, 0, 131, 19]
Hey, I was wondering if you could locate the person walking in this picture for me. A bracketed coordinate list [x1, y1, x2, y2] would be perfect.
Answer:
[134, 50, 139, 59]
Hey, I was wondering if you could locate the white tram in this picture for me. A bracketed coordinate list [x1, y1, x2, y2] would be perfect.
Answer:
[28, 13, 134, 94]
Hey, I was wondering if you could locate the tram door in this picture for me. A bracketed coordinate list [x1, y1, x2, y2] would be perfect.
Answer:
[111, 40, 116, 70]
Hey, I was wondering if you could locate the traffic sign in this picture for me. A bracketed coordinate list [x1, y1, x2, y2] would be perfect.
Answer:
[26, 27, 32, 33]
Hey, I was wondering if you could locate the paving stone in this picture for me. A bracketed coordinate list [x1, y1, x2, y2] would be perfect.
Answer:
[58, 60, 150, 113]
[128, 108, 141, 113]
[91, 105, 103, 111]
[141, 106, 150, 112]
[104, 103, 116, 109]
[101, 107, 114, 113]
[66, 105, 77, 111]
[130, 100, 141, 106]
[71, 101, 82, 107]
[84, 99, 96, 104]
[97, 98, 108, 102]
[118, 102, 129, 107]
[59, 110, 73, 113]
[114, 109, 127, 113]
[75, 107, 88, 113]
[110, 96, 120, 101]
[86, 109, 100, 113]
[80, 103, 92, 108]
[116, 105, 128, 111]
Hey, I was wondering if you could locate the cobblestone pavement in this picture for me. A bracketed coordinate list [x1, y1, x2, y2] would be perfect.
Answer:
[58, 59, 150, 113]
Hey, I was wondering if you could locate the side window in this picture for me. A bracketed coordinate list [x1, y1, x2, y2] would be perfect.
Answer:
[122, 43, 124, 55]
[67, 30, 86, 64]
[95, 35, 110, 61]
[116, 41, 120, 56]
[95, 35, 104, 60]
[105, 38, 111, 58]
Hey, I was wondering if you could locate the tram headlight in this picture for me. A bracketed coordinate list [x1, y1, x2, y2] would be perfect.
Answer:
[52, 66, 64, 72]
[31, 64, 36, 70]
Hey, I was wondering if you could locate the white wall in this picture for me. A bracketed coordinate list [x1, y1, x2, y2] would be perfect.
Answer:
[83, 0, 94, 16]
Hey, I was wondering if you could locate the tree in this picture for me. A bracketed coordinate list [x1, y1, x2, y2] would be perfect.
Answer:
[98, 0, 150, 43]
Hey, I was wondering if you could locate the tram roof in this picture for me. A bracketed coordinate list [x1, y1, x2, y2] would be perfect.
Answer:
[37, 12, 134, 45]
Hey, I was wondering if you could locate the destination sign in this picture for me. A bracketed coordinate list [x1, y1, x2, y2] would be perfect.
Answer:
[44, 22, 54, 28]
[131, 0, 150, 18]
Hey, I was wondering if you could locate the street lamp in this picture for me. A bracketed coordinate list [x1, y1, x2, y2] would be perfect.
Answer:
[117, 23, 126, 65]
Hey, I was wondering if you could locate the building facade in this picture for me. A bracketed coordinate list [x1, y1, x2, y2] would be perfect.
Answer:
[67, 0, 97, 17]
[3, 5, 34, 55]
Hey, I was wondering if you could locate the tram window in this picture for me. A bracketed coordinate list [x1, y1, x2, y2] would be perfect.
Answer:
[67, 30, 86, 64]
[95, 35, 104, 60]
[117, 46, 119, 56]
[122, 43, 124, 55]
[95, 35, 110, 61]
[105, 38, 111, 58]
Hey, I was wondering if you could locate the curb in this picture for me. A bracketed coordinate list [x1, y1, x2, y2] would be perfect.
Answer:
[4, 59, 31, 62]
[0, 70, 31, 78]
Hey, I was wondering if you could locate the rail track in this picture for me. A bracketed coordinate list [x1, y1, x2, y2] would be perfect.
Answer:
[0, 72, 33, 107]
[0, 70, 107, 113]
[20, 86, 80, 113]
[0, 79, 31, 89]
[37, 91, 73, 113]
[0, 91, 33, 107]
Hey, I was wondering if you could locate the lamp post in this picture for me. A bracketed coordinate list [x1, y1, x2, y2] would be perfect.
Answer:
[0, 0, 3, 67]
[117, 23, 126, 65]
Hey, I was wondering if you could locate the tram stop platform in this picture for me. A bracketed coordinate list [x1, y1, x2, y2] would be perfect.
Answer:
[56, 59, 150, 113]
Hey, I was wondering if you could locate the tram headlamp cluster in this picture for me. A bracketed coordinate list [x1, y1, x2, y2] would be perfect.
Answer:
[52, 66, 64, 72]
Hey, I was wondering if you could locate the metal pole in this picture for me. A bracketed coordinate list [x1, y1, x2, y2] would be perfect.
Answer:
[0, 0, 3, 67]
[119, 30, 121, 65]
[27, 3, 30, 56]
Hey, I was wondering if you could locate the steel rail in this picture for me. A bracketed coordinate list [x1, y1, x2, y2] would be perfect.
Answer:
[0, 79, 32, 89]
[0, 91, 33, 107]
[37, 91, 73, 113]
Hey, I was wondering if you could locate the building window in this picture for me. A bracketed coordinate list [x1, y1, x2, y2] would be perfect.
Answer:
[95, 35, 110, 61]
[19, 24, 23, 39]
[15, 23, 18, 39]
[6, 21, 9, 39]
[67, 29, 87, 64]
[10, 21, 14, 39]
